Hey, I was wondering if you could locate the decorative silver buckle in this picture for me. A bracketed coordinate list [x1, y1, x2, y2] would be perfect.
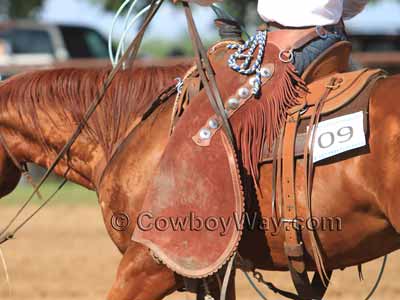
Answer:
[281, 218, 299, 224]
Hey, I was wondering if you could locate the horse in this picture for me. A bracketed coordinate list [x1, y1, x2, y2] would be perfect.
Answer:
[0, 62, 400, 300]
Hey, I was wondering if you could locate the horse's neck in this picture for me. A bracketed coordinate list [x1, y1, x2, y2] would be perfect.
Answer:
[0, 111, 106, 190]
[0, 64, 191, 190]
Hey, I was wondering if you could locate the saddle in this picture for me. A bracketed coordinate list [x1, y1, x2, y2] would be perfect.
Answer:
[262, 67, 384, 162]
[132, 27, 386, 294]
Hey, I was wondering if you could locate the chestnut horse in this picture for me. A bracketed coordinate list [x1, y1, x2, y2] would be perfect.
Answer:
[0, 64, 400, 300]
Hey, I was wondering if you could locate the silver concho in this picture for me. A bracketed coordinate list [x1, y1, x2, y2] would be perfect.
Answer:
[260, 67, 273, 78]
[238, 87, 250, 99]
[199, 128, 212, 140]
[208, 118, 219, 129]
[227, 97, 240, 110]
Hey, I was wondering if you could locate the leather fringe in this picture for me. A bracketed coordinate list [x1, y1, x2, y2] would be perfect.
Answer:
[233, 63, 307, 183]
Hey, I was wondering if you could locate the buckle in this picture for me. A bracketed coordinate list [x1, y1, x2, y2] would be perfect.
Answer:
[284, 242, 304, 257]
[316, 26, 328, 39]
[281, 218, 299, 224]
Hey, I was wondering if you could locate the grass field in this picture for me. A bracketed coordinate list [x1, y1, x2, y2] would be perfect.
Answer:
[0, 182, 399, 300]
[1, 181, 98, 205]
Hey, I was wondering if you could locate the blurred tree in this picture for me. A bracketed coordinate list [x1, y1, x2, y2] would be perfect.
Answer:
[97, 0, 257, 20]
[1, 0, 44, 18]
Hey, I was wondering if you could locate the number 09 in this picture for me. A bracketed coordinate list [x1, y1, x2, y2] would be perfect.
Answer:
[317, 126, 354, 149]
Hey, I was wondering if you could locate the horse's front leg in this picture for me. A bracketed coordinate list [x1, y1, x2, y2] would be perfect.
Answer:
[108, 242, 180, 300]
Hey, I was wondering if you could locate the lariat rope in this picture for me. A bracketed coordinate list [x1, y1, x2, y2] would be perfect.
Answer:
[108, 1, 240, 67]
[0, 0, 164, 245]
[227, 30, 267, 95]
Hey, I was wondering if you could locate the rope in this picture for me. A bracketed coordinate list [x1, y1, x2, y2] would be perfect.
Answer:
[120, 0, 140, 56]
[108, 0, 132, 65]
[110, 1, 244, 66]
[109, 0, 158, 67]
[0, 178, 68, 245]
[0, 247, 11, 296]
[227, 30, 267, 95]
[114, 3, 156, 66]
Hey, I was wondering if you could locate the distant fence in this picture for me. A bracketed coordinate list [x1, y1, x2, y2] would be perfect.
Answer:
[353, 52, 400, 74]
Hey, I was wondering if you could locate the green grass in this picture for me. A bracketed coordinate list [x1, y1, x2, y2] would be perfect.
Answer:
[1, 181, 98, 206]
[139, 38, 216, 58]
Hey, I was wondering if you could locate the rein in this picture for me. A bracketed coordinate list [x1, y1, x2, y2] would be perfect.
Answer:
[0, 0, 164, 245]
[182, 2, 234, 145]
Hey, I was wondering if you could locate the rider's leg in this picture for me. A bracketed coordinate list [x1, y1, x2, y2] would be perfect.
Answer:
[108, 242, 179, 300]
[293, 30, 347, 75]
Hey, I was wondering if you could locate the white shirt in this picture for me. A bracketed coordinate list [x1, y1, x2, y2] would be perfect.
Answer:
[257, 0, 368, 27]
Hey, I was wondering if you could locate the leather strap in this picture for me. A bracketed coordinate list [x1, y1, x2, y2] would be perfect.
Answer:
[271, 128, 284, 219]
[303, 78, 339, 284]
[268, 26, 332, 52]
[182, 2, 234, 144]
[282, 111, 305, 273]
[289, 269, 333, 300]
[281, 88, 335, 299]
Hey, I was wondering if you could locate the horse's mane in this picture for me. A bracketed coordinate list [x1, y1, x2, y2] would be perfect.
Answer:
[0, 64, 190, 157]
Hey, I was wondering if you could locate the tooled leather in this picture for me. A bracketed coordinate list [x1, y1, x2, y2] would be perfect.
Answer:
[293, 69, 384, 117]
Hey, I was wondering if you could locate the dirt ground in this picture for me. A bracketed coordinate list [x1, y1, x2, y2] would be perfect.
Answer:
[0, 203, 399, 300]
